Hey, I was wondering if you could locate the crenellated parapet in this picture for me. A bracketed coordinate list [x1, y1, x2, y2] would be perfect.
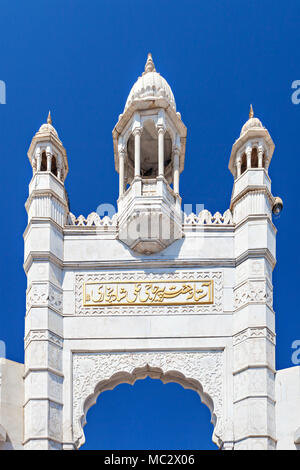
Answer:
[66, 208, 233, 231]
[67, 212, 118, 227]
[184, 209, 233, 226]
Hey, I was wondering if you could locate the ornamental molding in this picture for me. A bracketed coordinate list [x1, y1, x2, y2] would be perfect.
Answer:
[26, 282, 63, 314]
[234, 279, 273, 310]
[24, 329, 64, 349]
[233, 327, 276, 346]
[75, 270, 223, 316]
[230, 187, 274, 213]
[25, 189, 68, 213]
[72, 350, 224, 449]
[236, 259, 273, 284]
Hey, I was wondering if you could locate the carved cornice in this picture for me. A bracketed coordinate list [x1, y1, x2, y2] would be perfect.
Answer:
[24, 367, 64, 379]
[23, 217, 65, 240]
[23, 249, 275, 275]
[230, 186, 274, 211]
[23, 251, 64, 274]
[25, 189, 68, 213]
[235, 248, 276, 270]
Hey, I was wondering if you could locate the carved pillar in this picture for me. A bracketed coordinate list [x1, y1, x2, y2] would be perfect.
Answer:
[157, 126, 165, 177]
[35, 147, 41, 172]
[173, 147, 180, 194]
[258, 145, 264, 168]
[246, 145, 252, 169]
[57, 164, 62, 181]
[46, 146, 52, 172]
[236, 155, 242, 178]
[119, 147, 125, 197]
[133, 128, 142, 178]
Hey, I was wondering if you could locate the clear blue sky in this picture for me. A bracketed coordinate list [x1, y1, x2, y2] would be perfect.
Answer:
[0, 0, 299, 450]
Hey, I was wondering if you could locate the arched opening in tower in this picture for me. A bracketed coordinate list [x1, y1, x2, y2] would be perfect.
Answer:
[41, 151, 47, 171]
[126, 121, 173, 184]
[241, 152, 247, 174]
[80, 377, 217, 450]
[251, 147, 258, 168]
[51, 156, 57, 177]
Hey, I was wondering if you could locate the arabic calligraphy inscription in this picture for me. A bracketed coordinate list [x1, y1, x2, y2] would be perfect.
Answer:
[83, 280, 214, 306]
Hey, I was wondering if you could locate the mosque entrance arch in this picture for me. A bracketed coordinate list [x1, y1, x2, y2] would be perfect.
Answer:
[72, 350, 226, 449]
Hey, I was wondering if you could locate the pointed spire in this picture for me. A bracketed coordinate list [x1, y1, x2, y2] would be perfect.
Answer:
[143, 53, 156, 74]
[47, 110, 52, 125]
[249, 104, 254, 119]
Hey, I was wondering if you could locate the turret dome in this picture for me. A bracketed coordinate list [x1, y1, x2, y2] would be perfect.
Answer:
[37, 111, 59, 138]
[124, 53, 176, 111]
[240, 104, 263, 136]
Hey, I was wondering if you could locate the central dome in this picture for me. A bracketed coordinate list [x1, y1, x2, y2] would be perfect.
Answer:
[124, 53, 176, 111]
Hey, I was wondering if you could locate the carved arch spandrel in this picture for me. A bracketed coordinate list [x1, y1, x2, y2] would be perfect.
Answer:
[72, 350, 224, 449]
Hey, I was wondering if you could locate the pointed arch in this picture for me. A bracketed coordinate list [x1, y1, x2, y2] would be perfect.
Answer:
[41, 151, 47, 171]
[51, 155, 57, 176]
[251, 147, 258, 168]
[241, 152, 247, 174]
[72, 350, 225, 449]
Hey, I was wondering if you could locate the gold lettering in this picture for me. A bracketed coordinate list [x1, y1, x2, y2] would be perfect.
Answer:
[83, 280, 214, 307]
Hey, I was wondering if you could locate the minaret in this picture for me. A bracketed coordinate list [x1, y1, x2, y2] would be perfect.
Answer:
[112, 54, 187, 254]
[24, 113, 68, 449]
[229, 107, 282, 450]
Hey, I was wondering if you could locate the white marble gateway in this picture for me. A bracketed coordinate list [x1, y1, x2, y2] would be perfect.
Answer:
[0, 54, 298, 451]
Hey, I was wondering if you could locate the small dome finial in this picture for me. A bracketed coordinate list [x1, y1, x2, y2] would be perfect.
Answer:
[144, 53, 156, 74]
[249, 104, 254, 119]
[47, 110, 52, 125]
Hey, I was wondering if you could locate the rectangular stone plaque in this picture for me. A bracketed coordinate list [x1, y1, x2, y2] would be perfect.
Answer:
[83, 280, 214, 307]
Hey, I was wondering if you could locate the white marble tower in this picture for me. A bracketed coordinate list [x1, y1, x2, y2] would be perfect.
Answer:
[0, 54, 299, 451]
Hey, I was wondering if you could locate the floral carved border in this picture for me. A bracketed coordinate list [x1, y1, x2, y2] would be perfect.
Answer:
[72, 350, 224, 448]
[75, 271, 223, 316]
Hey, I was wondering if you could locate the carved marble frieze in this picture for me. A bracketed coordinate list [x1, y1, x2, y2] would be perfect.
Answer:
[233, 327, 276, 347]
[26, 282, 63, 314]
[234, 279, 273, 310]
[24, 330, 64, 349]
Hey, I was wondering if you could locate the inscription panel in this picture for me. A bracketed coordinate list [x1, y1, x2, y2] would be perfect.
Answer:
[83, 279, 213, 307]
[74, 271, 223, 316]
